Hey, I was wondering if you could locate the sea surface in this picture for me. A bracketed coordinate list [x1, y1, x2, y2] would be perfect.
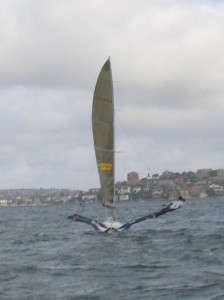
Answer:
[0, 199, 224, 300]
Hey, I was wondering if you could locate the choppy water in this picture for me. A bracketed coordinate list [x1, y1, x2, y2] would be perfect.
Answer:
[1, 200, 224, 300]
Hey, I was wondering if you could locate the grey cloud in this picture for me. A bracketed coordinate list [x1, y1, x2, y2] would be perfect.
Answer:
[0, 0, 224, 189]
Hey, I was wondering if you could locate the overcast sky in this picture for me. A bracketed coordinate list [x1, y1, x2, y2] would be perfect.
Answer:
[1, 0, 224, 190]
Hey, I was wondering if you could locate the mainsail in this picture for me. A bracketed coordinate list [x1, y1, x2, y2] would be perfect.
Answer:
[92, 58, 114, 208]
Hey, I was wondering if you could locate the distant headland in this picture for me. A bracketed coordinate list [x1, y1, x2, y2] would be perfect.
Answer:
[1, 168, 224, 206]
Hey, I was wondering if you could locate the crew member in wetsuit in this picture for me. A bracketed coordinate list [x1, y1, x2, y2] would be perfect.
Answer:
[168, 196, 185, 210]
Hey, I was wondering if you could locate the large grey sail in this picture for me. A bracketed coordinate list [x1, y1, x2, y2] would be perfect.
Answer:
[92, 58, 114, 207]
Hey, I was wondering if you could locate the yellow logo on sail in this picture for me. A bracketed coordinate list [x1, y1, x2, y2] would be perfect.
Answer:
[100, 163, 112, 171]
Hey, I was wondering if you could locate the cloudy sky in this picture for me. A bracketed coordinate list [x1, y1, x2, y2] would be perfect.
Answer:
[1, 0, 224, 190]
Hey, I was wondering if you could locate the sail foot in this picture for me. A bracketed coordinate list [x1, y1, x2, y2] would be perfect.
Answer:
[103, 202, 117, 221]
[103, 202, 115, 209]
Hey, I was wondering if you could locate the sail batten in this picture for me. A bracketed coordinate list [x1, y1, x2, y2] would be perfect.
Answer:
[95, 149, 113, 153]
[92, 119, 112, 125]
[92, 58, 114, 208]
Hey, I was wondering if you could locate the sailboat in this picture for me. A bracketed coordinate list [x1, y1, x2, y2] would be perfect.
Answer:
[68, 58, 184, 232]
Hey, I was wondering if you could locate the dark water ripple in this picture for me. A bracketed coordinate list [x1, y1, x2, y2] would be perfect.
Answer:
[1, 200, 224, 299]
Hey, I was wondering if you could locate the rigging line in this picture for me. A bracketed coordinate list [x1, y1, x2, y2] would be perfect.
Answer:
[78, 202, 86, 213]
[116, 112, 151, 173]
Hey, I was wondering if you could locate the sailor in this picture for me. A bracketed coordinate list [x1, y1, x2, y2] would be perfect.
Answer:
[168, 196, 185, 210]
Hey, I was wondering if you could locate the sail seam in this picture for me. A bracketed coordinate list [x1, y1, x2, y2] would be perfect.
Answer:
[92, 119, 113, 125]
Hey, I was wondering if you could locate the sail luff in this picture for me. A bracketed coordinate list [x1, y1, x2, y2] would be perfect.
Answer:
[92, 58, 115, 208]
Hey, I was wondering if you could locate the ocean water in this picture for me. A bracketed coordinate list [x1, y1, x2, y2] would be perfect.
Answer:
[0, 200, 224, 300]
